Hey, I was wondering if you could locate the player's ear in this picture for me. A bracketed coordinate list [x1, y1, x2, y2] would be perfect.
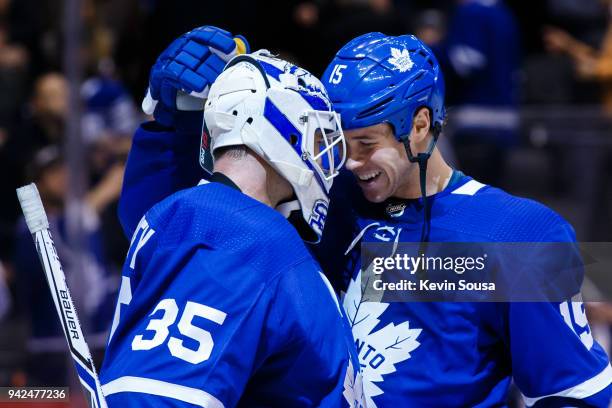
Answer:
[411, 107, 431, 144]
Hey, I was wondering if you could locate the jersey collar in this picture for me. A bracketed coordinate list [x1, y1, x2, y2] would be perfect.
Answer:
[380, 170, 472, 222]
[198, 172, 242, 192]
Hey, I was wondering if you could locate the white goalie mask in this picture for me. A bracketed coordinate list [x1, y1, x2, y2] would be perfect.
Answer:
[204, 50, 346, 242]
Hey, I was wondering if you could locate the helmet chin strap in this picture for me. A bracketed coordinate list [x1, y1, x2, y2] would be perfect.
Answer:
[399, 124, 441, 278]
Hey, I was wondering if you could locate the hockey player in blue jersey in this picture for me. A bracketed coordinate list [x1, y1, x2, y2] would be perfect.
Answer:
[318, 33, 612, 407]
[100, 37, 365, 407]
[113, 26, 611, 407]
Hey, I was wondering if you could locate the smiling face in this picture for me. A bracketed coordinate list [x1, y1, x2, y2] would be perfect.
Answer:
[344, 123, 413, 203]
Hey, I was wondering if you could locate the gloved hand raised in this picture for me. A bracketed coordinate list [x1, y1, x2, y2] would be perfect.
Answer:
[142, 25, 249, 133]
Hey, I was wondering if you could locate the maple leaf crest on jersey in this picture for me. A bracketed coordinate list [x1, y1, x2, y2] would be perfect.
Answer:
[342, 268, 422, 408]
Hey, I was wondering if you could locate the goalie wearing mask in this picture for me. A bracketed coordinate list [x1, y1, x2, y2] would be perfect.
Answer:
[100, 48, 364, 407]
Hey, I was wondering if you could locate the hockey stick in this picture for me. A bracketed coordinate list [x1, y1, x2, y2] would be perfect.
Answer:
[16, 183, 108, 408]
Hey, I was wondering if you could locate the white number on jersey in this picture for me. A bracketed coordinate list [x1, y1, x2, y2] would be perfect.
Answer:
[108, 216, 155, 344]
[108, 276, 133, 343]
[329, 64, 348, 84]
[131, 298, 228, 365]
[559, 294, 594, 350]
[132, 298, 179, 350]
[168, 301, 227, 364]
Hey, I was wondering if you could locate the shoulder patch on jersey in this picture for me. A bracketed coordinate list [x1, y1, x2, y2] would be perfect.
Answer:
[451, 179, 486, 196]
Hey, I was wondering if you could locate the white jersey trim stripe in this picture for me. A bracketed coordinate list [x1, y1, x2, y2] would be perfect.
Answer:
[319, 271, 342, 315]
[101, 376, 224, 408]
[522, 363, 612, 407]
[451, 180, 486, 196]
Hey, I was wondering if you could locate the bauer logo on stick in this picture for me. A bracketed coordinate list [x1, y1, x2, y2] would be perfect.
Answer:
[16, 183, 108, 408]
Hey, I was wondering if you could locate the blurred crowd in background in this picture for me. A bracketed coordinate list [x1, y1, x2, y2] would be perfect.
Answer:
[0, 0, 610, 404]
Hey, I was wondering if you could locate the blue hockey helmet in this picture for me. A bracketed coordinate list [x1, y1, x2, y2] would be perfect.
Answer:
[323, 33, 446, 244]
[322, 32, 445, 138]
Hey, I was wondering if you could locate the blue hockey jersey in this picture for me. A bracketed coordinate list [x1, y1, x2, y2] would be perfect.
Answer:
[101, 175, 364, 407]
[317, 170, 612, 408]
[116, 124, 611, 407]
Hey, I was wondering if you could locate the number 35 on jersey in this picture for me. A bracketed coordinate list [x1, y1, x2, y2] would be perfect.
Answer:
[109, 216, 228, 365]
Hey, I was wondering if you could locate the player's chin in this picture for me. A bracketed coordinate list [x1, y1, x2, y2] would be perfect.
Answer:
[358, 176, 390, 203]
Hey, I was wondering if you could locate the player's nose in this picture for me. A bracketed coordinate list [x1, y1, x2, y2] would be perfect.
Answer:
[345, 157, 362, 172]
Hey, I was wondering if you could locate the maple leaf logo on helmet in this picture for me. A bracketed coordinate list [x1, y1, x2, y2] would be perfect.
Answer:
[388, 48, 414, 73]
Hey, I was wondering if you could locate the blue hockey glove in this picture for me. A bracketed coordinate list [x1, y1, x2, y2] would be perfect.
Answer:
[142, 26, 250, 133]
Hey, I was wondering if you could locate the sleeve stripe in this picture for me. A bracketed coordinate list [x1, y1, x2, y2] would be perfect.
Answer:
[522, 363, 612, 407]
[101, 376, 224, 408]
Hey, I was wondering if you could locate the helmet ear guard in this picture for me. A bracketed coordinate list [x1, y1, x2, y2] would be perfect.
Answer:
[398, 105, 443, 165]
[204, 50, 346, 242]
